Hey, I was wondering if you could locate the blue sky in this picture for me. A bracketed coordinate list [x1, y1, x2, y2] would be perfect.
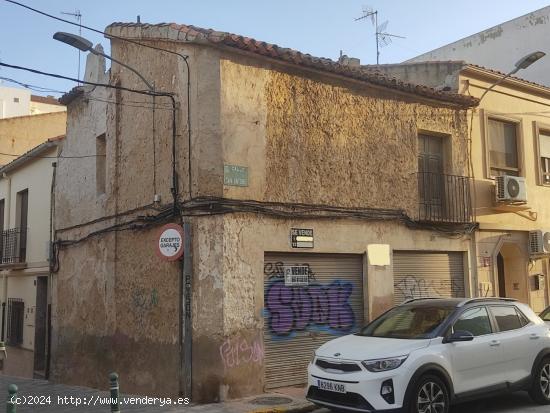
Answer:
[1, 0, 549, 95]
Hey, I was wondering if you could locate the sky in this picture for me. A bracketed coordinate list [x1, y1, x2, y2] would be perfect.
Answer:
[1, 0, 549, 96]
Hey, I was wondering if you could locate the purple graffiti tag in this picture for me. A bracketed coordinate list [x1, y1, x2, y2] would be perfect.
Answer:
[265, 280, 355, 336]
[266, 282, 295, 334]
[292, 288, 312, 330]
[309, 286, 329, 324]
[327, 281, 354, 331]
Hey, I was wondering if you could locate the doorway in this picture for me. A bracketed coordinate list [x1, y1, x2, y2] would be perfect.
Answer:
[496, 243, 528, 303]
[33, 276, 48, 377]
[497, 253, 506, 297]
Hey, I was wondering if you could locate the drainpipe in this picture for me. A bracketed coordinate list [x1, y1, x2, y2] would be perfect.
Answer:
[46, 162, 57, 379]
[469, 231, 479, 297]
[180, 220, 192, 397]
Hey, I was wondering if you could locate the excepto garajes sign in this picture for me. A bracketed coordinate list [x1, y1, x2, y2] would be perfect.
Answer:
[156, 223, 184, 261]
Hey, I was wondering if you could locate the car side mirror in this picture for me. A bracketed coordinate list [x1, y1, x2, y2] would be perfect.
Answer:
[443, 330, 474, 344]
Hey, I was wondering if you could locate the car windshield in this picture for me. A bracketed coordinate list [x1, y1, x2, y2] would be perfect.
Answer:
[541, 308, 550, 322]
[358, 304, 455, 339]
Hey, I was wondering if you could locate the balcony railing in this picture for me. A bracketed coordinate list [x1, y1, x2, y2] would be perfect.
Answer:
[1, 228, 27, 264]
[416, 172, 472, 224]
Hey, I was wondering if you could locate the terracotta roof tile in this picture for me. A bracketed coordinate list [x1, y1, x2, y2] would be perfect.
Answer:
[105, 22, 478, 107]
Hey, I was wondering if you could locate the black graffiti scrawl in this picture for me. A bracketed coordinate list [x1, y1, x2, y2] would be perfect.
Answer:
[265, 279, 355, 336]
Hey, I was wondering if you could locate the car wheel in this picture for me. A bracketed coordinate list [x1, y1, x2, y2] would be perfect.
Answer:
[529, 357, 550, 405]
[408, 374, 449, 413]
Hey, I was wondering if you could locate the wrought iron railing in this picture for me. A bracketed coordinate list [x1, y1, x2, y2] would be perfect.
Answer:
[416, 172, 472, 224]
[1, 228, 27, 264]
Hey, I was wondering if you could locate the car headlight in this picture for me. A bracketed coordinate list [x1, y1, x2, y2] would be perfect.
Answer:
[361, 355, 408, 372]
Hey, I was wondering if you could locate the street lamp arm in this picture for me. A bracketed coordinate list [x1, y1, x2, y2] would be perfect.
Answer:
[477, 67, 519, 103]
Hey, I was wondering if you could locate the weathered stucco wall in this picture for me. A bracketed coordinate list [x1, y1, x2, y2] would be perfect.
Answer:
[0, 112, 66, 166]
[52, 226, 181, 396]
[214, 213, 472, 397]
[53, 40, 225, 399]
[219, 55, 470, 217]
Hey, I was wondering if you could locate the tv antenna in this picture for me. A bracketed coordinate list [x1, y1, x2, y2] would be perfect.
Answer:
[61, 9, 83, 82]
[355, 6, 405, 65]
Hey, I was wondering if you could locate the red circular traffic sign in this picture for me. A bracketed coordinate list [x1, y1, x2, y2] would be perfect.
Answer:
[156, 223, 184, 261]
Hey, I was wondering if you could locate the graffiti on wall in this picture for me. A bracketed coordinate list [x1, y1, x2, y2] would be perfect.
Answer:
[395, 276, 461, 301]
[132, 288, 159, 311]
[265, 279, 355, 337]
[219, 335, 264, 369]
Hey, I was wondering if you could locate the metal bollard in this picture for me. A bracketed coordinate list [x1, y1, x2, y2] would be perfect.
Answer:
[7, 384, 17, 413]
[109, 373, 120, 413]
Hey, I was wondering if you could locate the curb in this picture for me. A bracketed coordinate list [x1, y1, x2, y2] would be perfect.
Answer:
[247, 402, 317, 413]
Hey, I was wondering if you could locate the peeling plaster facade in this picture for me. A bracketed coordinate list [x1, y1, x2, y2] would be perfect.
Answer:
[52, 27, 476, 402]
[408, 6, 550, 86]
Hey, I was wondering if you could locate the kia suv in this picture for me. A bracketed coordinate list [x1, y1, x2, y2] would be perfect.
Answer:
[307, 297, 550, 413]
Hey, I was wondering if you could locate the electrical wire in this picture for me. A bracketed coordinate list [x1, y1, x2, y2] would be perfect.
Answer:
[0, 76, 65, 94]
[0, 151, 102, 159]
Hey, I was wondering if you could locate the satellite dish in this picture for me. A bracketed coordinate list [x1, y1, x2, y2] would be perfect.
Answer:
[543, 232, 550, 250]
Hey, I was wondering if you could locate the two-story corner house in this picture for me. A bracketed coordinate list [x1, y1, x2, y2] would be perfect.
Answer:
[0, 136, 62, 378]
[52, 23, 478, 401]
[376, 61, 550, 313]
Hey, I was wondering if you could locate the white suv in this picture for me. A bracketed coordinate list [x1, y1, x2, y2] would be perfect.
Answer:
[307, 297, 550, 413]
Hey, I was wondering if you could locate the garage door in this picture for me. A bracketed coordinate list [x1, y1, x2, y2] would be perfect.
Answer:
[393, 251, 465, 305]
[263, 253, 364, 389]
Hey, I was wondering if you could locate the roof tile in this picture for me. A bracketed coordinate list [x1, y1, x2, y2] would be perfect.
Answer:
[104, 22, 479, 107]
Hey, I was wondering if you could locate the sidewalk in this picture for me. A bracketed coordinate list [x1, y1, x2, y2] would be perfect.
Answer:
[0, 375, 316, 413]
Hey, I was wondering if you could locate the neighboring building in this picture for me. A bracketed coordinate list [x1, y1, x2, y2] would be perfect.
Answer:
[29, 95, 66, 116]
[0, 85, 66, 119]
[0, 111, 67, 166]
[52, 24, 477, 401]
[376, 61, 550, 313]
[0, 136, 62, 378]
[407, 6, 550, 86]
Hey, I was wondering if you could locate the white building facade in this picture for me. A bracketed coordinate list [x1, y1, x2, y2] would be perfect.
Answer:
[0, 138, 61, 378]
[408, 6, 550, 87]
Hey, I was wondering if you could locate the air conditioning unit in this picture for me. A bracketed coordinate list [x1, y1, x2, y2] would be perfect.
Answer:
[529, 230, 550, 256]
[495, 175, 527, 203]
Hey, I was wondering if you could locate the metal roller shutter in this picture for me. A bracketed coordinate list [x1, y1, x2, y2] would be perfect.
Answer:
[263, 253, 364, 389]
[393, 251, 465, 305]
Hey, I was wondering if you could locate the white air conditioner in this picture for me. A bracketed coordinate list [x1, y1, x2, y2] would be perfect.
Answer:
[495, 175, 527, 203]
[529, 230, 550, 256]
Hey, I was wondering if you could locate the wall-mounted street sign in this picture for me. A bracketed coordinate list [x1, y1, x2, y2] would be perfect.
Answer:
[224, 164, 249, 187]
[156, 223, 184, 261]
[290, 228, 314, 248]
[284, 265, 310, 286]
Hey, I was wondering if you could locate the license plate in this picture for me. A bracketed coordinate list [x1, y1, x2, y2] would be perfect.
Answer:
[317, 379, 346, 393]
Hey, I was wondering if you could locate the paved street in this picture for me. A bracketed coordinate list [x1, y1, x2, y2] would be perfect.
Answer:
[1, 375, 548, 413]
[312, 392, 549, 413]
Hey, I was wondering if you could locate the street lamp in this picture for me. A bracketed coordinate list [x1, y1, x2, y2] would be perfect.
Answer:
[478, 51, 545, 102]
[53, 31, 178, 207]
[53, 32, 154, 91]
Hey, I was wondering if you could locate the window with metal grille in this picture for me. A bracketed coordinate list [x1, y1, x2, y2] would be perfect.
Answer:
[7, 298, 24, 346]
